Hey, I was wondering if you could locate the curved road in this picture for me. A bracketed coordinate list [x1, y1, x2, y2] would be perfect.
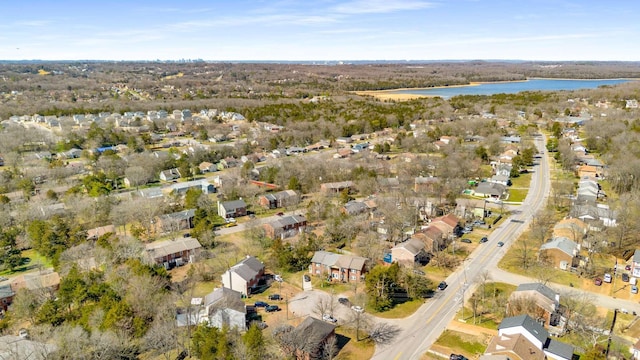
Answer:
[372, 135, 551, 360]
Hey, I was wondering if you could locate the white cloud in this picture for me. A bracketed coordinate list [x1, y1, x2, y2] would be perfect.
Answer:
[332, 0, 434, 14]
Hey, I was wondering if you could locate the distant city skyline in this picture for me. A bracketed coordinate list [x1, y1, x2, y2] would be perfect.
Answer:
[1, 0, 638, 61]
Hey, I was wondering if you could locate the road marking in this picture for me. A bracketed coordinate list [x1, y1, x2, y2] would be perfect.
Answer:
[393, 352, 403, 360]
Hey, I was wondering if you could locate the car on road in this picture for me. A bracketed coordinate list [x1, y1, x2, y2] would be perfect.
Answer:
[265, 305, 280, 312]
[604, 273, 612, 283]
[351, 305, 364, 313]
[460, 238, 472, 244]
[254, 301, 269, 308]
[438, 281, 448, 291]
[594, 278, 602, 286]
[632, 286, 639, 294]
[497, 241, 504, 247]
[268, 294, 281, 301]
[450, 354, 468, 360]
[623, 273, 630, 282]
[338, 297, 351, 306]
[322, 314, 338, 323]
[480, 237, 488, 243]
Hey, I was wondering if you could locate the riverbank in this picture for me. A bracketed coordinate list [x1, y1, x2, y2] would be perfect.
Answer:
[354, 80, 528, 101]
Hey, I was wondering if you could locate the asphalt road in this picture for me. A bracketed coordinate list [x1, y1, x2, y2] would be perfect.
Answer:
[372, 135, 551, 360]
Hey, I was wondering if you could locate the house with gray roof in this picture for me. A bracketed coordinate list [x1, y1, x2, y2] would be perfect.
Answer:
[258, 190, 300, 209]
[474, 182, 506, 199]
[539, 237, 580, 270]
[145, 238, 202, 269]
[310, 251, 368, 283]
[156, 209, 196, 233]
[290, 317, 337, 360]
[168, 179, 216, 195]
[0, 335, 57, 360]
[221, 256, 265, 296]
[159, 168, 181, 181]
[508, 283, 564, 329]
[262, 215, 307, 239]
[217, 199, 247, 219]
[341, 200, 370, 216]
[197, 287, 247, 331]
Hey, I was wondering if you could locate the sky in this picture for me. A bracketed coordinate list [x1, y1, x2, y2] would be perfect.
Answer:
[1, 0, 639, 62]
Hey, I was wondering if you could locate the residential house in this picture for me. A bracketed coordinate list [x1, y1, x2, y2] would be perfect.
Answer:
[60, 148, 83, 159]
[474, 182, 506, 199]
[377, 177, 400, 191]
[263, 215, 307, 239]
[483, 332, 545, 360]
[310, 251, 368, 283]
[501, 136, 522, 144]
[391, 238, 428, 266]
[198, 161, 217, 173]
[492, 315, 574, 360]
[631, 249, 640, 279]
[320, 181, 354, 194]
[430, 213, 460, 238]
[0, 335, 57, 360]
[495, 164, 512, 177]
[167, 179, 216, 195]
[198, 287, 247, 331]
[508, 283, 563, 328]
[0, 284, 14, 311]
[145, 238, 202, 269]
[138, 187, 164, 199]
[333, 147, 353, 159]
[569, 203, 617, 228]
[9, 269, 60, 295]
[221, 256, 265, 296]
[539, 237, 579, 270]
[288, 317, 337, 360]
[633, 339, 640, 360]
[156, 209, 196, 233]
[489, 173, 511, 186]
[414, 176, 439, 193]
[257, 190, 300, 209]
[552, 218, 588, 245]
[412, 226, 445, 253]
[86, 224, 116, 240]
[217, 199, 247, 219]
[577, 165, 600, 179]
[159, 168, 181, 181]
[341, 201, 371, 216]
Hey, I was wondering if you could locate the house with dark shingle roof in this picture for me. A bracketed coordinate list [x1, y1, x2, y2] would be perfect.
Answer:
[155, 209, 196, 233]
[288, 317, 337, 360]
[217, 199, 247, 219]
[198, 287, 247, 331]
[262, 215, 307, 239]
[257, 190, 300, 209]
[145, 238, 202, 269]
[495, 314, 574, 360]
[391, 238, 427, 266]
[508, 283, 564, 328]
[310, 251, 368, 283]
[221, 256, 265, 296]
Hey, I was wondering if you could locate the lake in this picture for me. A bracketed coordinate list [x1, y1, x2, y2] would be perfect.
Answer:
[390, 78, 631, 98]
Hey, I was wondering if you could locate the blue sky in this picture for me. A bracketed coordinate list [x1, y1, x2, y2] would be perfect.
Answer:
[1, 0, 638, 61]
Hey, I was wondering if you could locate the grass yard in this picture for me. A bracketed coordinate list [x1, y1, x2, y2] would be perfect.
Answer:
[509, 171, 532, 188]
[334, 327, 375, 360]
[373, 299, 424, 319]
[507, 188, 527, 202]
[0, 249, 53, 277]
[432, 329, 487, 358]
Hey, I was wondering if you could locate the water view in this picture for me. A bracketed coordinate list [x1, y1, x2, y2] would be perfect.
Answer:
[391, 78, 631, 98]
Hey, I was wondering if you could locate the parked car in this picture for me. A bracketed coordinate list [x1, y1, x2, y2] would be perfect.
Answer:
[338, 297, 351, 306]
[460, 238, 472, 244]
[450, 354, 468, 360]
[254, 301, 269, 308]
[438, 281, 448, 291]
[594, 278, 603, 286]
[480, 237, 488, 243]
[322, 314, 338, 323]
[351, 305, 364, 313]
[413, 269, 426, 275]
[250, 321, 268, 330]
[626, 264, 632, 271]
[604, 273, 612, 283]
[632, 285, 639, 294]
[622, 273, 630, 282]
[276, 212, 284, 216]
[268, 294, 281, 301]
[265, 305, 280, 312]
[497, 241, 504, 247]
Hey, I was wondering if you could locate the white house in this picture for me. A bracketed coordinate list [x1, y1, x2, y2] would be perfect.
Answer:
[221, 256, 265, 296]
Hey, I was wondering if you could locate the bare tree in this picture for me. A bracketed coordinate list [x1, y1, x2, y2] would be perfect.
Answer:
[124, 165, 153, 190]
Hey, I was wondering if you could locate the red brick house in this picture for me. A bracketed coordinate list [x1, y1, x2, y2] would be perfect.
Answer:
[262, 215, 307, 239]
[145, 238, 202, 269]
[310, 251, 368, 283]
[257, 190, 300, 209]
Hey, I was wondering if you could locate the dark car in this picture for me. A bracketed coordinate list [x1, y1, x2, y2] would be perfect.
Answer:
[450, 354, 468, 360]
[438, 281, 448, 291]
[480, 237, 488, 243]
[265, 305, 280, 312]
[497, 241, 505, 247]
[594, 278, 603, 286]
[460, 238, 472, 244]
[268, 294, 281, 301]
[338, 297, 350, 306]
[626, 264, 632, 271]
[276, 212, 284, 216]
[254, 301, 269, 308]
[623, 273, 630, 282]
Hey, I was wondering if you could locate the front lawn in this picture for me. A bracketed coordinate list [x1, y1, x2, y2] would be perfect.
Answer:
[0, 249, 53, 277]
[433, 329, 487, 358]
[373, 299, 423, 319]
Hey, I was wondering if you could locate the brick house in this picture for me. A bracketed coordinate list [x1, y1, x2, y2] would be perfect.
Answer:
[412, 226, 445, 253]
[262, 215, 307, 239]
[155, 209, 195, 233]
[507, 283, 564, 329]
[257, 190, 300, 209]
[320, 181, 354, 194]
[145, 238, 202, 269]
[309, 251, 368, 283]
[217, 199, 247, 219]
[391, 238, 428, 266]
[538, 237, 579, 270]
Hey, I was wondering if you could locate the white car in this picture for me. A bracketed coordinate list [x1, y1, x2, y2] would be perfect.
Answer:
[322, 314, 337, 323]
[351, 305, 364, 313]
[604, 273, 612, 283]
